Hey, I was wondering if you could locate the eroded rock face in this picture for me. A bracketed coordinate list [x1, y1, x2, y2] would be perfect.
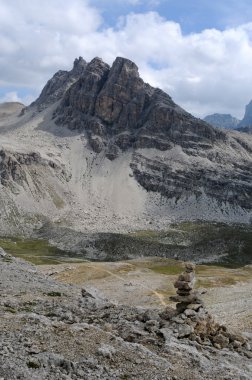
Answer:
[130, 150, 252, 209]
[54, 56, 224, 160]
[30, 57, 87, 110]
[0, 148, 58, 186]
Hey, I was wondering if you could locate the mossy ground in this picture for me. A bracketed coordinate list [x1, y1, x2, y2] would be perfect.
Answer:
[129, 222, 252, 267]
[0, 238, 84, 265]
[148, 259, 252, 288]
[0, 222, 251, 267]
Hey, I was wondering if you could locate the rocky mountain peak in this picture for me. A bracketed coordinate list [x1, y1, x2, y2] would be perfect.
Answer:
[238, 99, 252, 128]
[9, 55, 249, 221]
[86, 57, 110, 76]
[54, 56, 224, 160]
[111, 56, 139, 77]
[30, 58, 87, 110]
[72, 56, 87, 74]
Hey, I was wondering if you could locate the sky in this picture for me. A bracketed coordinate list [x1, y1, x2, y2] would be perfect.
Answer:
[1, 1, 252, 118]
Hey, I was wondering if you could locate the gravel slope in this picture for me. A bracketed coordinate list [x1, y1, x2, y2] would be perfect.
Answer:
[1, 251, 252, 380]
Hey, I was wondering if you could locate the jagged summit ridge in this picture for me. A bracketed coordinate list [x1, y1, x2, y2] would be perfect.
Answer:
[30, 56, 252, 212]
[30, 56, 87, 110]
[53, 56, 224, 160]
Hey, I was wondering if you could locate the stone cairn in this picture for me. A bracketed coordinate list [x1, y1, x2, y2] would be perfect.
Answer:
[161, 262, 252, 357]
[170, 262, 202, 313]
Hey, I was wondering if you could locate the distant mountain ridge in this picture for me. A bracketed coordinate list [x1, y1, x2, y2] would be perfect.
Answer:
[0, 102, 24, 118]
[205, 99, 252, 133]
[204, 113, 240, 129]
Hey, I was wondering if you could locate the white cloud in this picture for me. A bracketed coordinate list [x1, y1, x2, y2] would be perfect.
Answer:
[127, 0, 141, 5]
[0, 1, 252, 118]
[0, 91, 21, 103]
[127, 0, 160, 6]
[0, 91, 34, 105]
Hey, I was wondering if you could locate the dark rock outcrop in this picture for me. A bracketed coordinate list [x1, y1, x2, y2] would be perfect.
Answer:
[204, 113, 240, 129]
[236, 126, 252, 134]
[54, 57, 225, 160]
[0, 148, 58, 186]
[30, 57, 87, 110]
[238, 99, 252, 128]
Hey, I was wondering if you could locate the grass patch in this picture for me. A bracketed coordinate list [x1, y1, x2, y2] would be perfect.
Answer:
[27, 360, 40, 369]
[2, 257, 13, 262]
[0, 237, 85, 265]
[5, 307, 16, 314]
[128, 222, 252, 267]
[196, 277, 236, 288]
[46, 291, 62, 297]
[128, 230, 161, 239]
[150, 263, 183, 275]
[195, 264, 252, 288]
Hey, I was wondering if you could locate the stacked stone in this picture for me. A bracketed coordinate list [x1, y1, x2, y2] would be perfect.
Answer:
[164, 262, 251, 355]
[169, 262, 203, 313]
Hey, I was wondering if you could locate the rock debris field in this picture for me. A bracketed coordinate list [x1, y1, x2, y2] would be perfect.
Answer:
[0, 248, 252, 380]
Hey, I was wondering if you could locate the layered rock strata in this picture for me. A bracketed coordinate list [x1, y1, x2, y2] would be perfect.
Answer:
[0, 148, 59, 186]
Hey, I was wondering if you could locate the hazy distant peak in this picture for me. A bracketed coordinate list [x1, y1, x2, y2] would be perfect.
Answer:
[204, 113, 240, 129]
[0, 102, 25, 118]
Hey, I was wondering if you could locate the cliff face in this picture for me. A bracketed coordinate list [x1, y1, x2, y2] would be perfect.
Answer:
[54, 57, 225, 159]
[30, 57, 87, 110]
[238, 100, 252, 128]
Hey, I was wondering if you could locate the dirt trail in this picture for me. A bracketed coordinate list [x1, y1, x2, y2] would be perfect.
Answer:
[39, 259, 252, 334]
